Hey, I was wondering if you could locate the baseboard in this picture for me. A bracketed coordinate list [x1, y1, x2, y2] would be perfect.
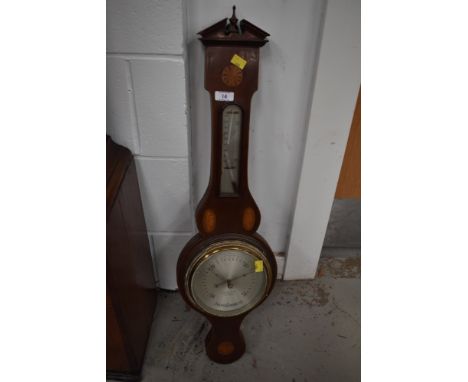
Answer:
[106, 370, 140, 382]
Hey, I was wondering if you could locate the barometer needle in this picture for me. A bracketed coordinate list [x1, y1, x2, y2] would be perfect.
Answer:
[213, 272, 225, 281]
[214, 279, 228, 288]
[229, 270, 256, 283]
[214, 270, 256, 288]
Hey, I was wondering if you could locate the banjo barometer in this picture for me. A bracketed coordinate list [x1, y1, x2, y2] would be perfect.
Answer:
[177, 6, 276, 364]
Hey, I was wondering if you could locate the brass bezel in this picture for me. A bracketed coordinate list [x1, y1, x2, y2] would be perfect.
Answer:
[184, 240, 274, 317]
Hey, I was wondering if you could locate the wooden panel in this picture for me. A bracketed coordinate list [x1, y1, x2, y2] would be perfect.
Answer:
[335, 90, 361, 199]
[114, 161, 157, 362]
[107, 291, 130, 371]
[106, 136, 157, 378]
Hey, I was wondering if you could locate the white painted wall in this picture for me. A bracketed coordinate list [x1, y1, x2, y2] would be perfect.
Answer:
[107, 0, 194, 290]
[186, 0, 326, 253]
[284, 0, 361, 279]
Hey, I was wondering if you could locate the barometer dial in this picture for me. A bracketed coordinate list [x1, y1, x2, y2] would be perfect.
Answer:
[220, 105, 242, 196]
[188, 241, 270, 317]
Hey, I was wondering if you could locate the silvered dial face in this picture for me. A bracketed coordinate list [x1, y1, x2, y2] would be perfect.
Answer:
[220, 105, 242, 196]
[189, 245, 268, 317]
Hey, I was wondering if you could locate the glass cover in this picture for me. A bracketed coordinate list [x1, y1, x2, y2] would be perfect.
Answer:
[190, 247, 268, 317]
[220, 105, 242, 196]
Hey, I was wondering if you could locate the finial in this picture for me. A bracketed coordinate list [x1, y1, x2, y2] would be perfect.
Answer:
[230, 5, 237, 23]
[226, 5, 240, 34]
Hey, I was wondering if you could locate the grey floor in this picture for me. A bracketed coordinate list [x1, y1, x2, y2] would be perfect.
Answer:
[139, 256, 360, 382]
[323, 199, 361, 249]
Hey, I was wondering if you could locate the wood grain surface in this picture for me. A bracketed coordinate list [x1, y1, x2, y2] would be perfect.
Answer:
[335, 90, 361, 199]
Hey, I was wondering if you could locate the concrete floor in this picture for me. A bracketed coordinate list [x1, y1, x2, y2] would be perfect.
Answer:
[323, 199, 361, 249]
[138, 257, 360, 382]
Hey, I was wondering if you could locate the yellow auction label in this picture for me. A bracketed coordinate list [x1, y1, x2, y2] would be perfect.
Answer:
[231, 54, 247, 70]
[254, 260, 264, 273]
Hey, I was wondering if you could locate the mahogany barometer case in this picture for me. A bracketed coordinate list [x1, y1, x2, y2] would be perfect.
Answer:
[177, 7, 277, 364]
